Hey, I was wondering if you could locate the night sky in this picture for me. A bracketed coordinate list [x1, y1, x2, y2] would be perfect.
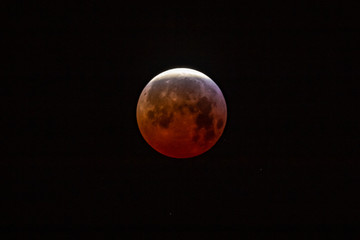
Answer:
[3, 1, 359, 237]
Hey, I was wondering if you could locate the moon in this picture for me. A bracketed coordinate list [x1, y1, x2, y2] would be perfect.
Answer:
[136, 68, 227, 158]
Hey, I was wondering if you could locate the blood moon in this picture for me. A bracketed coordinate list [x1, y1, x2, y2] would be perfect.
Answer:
[136, 68, 227, 158]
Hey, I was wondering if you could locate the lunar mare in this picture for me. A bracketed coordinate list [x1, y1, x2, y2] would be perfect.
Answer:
[136, 68, 227, 158]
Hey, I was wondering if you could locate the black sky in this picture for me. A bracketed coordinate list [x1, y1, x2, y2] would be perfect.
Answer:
[3, 1, 359, 237]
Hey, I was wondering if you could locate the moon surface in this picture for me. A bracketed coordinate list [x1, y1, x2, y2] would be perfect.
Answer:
[136, 68, 227, 158]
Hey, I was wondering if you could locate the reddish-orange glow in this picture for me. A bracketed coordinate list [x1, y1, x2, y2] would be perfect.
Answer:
[137, 68, 227, 158]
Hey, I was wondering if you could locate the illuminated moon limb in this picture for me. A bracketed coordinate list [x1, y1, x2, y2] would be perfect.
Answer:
[136, 68, 227, 158]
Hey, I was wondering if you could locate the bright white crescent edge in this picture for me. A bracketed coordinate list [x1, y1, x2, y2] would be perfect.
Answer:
[150, 68, 212, 82]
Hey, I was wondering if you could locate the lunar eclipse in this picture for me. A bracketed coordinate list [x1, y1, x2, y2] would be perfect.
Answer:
[136, 68, 227, 158]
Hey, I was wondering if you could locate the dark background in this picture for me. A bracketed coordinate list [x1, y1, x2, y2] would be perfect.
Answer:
[2, 1, 359, 237]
